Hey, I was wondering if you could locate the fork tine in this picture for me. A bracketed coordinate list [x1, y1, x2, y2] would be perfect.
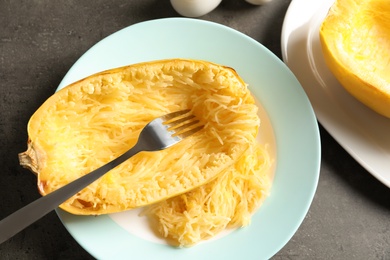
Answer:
[168, 118, 200, 132]
[161, 109, 191, 122]
[175, 125, 204, 138]
[161, 109, 203, 138]
[165, 114, 195, 126]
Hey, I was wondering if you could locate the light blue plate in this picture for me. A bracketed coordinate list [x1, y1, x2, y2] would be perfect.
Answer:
[56, 18, 320, 260]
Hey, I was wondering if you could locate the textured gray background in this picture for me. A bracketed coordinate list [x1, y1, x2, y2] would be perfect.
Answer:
[1, 0, 389, 259]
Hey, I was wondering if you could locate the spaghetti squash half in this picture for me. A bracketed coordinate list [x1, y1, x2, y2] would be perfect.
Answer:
[320, 0, 390, 118]
[19, 59, 264, 215]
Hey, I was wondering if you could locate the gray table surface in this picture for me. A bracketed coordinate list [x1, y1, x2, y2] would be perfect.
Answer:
[1, 0, 389, 259]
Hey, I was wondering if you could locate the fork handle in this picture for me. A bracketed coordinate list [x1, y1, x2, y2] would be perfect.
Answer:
[0, 144, 142, 244]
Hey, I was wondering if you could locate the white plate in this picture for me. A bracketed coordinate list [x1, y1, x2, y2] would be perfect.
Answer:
[281, 0, 390, 188]
[55, 18, 320, 259]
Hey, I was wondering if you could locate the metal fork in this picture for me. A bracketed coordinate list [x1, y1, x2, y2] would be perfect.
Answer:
[0, 109, 203, 244]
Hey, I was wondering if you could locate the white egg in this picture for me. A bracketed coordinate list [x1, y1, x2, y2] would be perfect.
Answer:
[245, 0, 273, 5]
[170, 0, 222, 17]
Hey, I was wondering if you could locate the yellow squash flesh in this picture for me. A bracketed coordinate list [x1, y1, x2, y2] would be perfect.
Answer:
[320, 0, 390, 118]
[19, 59, 260, 215]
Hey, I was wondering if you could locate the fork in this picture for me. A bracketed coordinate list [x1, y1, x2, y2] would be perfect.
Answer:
[0, 109, 203, 244]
